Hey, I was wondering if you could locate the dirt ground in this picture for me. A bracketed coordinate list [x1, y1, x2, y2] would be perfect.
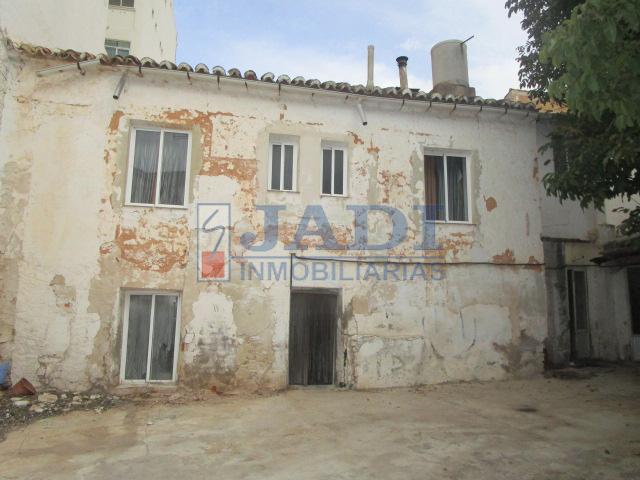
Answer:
[0, 366, 639, 480]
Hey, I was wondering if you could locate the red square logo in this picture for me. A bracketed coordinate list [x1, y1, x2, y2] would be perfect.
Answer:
[201, 251, 226, 279]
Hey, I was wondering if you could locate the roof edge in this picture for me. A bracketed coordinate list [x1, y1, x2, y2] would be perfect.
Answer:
[7, 39, 539, 112]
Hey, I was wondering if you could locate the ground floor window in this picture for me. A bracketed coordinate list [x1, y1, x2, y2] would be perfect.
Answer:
[628, 268, 640, 335]
[121, 292, 180, 383]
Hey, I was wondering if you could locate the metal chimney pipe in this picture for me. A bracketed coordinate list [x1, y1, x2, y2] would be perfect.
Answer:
[396, 56, 408, 89]
[367, 45, 375, 90]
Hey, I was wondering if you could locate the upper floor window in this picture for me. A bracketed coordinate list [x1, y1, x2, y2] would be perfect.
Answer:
[105, 39, 131, 56]
[424, 153, 470, 222]
[269, 136, 298, 192]
[126, 127, 191, 207]
[109, 0, 134, 7]
[553, 143, 570, 175]
[321, 143, 347, 196]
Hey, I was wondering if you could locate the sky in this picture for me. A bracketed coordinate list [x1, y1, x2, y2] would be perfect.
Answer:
[174, 0, 528, 100]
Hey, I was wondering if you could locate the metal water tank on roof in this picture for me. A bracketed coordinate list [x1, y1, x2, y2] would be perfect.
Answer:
[430, 39, 475, 97]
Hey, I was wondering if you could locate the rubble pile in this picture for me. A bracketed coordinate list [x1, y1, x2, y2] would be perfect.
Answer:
[1, 390, 123, 440]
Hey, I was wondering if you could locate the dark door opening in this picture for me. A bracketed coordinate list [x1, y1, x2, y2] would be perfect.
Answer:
[628, 267, 640, 336]
[567, 269, 590, 361]
[289, 291, 337, 386]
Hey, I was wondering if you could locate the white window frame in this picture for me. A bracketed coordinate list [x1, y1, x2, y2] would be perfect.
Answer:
[125, 126, 192, 209]
[424, 149, 473, 224]
[120, 290, 182, 384]
[108, 0, 135, 9]
[321, 142, 348, 197]
[105, 38, 131, 56]
[268, 137, 298, 192]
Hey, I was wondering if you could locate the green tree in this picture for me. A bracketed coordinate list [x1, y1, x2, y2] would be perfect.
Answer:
[506, 0, 640, 236]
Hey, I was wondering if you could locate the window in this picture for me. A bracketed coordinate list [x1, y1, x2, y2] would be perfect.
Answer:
[105, 39, 131, 56]
[321, 144, 347, 196]
[121, 292, 180, 383]
[269, 138, 297, 191]
[553, 142, 569, 175]
[126, 127, 191, 207]
[109, 0, 135, 7]
[424, 153, 470, 222]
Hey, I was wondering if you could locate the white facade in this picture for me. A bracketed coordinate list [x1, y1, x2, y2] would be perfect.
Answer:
[0, 47, 548, 391]
[106, 0, 177, 60]
[0, 0, 176, 60]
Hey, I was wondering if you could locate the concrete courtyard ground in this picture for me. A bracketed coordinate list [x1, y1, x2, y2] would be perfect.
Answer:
[1, 366, 639, 479]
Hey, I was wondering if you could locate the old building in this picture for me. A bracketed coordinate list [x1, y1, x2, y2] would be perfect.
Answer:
[0, 0, 177, 60]
[0, 34, 553, 391]
[0, 10, 636, 393]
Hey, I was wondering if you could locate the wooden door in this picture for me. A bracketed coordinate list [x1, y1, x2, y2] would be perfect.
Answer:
[289, 292, 337, 385]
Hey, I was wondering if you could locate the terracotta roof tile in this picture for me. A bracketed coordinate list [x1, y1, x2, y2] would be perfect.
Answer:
[9, 40, 538, 112]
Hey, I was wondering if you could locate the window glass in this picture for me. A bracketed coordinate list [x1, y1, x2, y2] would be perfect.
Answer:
[149, 295, 178, 380]
[424, 155, 445, 220]
[109, 0, 134, 7]
[271, 144, 281, 190]
[270, 142, 295, 191]
[124, 295, 152, 380]
[105, 39, 130, 56]
[130, 130, 160, 204]
[334, 149, 344, 195]
[128, 129, 189, 206]
[284, 144, 294, 190]
[447, 156, 468, 221]
[573, 271, 588, 330]
[159, 132, 188, 206]
[322, 149, 332, 194]
[553, 143, 569, 175]
[123, 293, 179, 382]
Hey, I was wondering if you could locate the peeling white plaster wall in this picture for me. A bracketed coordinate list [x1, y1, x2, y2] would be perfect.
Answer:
[1, 54, 550, 391]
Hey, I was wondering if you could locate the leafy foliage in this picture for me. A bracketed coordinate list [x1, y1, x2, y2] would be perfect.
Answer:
[542, 0, 640, 129]
[544, 113, 640, 235]
[506, 0, 583, 101]
[507, 0, 640, 235]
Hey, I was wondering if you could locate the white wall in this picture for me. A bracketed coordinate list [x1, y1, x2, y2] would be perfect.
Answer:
[0, 0, 176, 60]
[0, 54, 548, 391]
[537, 121, 636, 238]
[0, 0, 109, 52]
[106, 0, 177, 60]
[537, 122, 602, 240]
